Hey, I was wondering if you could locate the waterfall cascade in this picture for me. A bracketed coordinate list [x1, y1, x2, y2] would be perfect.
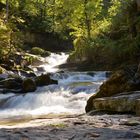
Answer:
[0, 53, 107, 120]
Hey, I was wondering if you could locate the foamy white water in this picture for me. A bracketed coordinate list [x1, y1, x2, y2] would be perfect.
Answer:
[0, 53, 107, 119]
[32, 52, 69, 75]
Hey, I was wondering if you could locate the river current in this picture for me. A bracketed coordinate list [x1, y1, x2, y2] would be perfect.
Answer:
[0, 53, 107, 120]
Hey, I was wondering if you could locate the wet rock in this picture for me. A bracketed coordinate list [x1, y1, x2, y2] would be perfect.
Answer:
[92, 91, 140, 114]
[35, 74, 58, 86]
[13, 69, 36, 78]
[0, 78, 22, 89]
[22, 78, 36, 93]
[4, 80, 21, 89]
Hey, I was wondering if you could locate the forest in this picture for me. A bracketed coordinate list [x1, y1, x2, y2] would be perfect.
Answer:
[0, 0, 140, 70]
[0, 0, 140, 139]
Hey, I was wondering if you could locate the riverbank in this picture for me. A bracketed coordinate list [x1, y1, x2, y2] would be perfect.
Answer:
[0, 114, 140, 140]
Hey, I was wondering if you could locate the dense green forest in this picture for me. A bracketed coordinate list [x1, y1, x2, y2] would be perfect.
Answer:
[0, 0, 140, 70]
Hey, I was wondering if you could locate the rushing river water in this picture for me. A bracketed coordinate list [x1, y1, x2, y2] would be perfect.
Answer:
[0, 53, 107, 120]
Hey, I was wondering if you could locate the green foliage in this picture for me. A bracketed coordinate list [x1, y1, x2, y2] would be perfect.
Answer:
[0, 15, 13, 58]
[0, 0, 140, 70]
[68, 0, 140, 69]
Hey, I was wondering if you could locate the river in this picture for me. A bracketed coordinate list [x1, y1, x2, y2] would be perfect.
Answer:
[0, 53, 107, 125]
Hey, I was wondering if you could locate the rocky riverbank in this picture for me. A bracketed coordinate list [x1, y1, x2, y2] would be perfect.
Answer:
[0, 51, 60, 94]
[0, 114, 140, 140]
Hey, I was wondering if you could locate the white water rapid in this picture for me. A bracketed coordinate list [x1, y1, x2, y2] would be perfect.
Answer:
[32, 52, 69, 75]
[0, 53, 107, 120]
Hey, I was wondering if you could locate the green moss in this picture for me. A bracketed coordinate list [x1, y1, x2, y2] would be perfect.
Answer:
[48, 123, 67, 128]
[30, 47, 45, 55]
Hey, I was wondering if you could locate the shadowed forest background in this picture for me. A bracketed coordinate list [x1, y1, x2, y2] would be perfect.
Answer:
[0, 0, 140, 71]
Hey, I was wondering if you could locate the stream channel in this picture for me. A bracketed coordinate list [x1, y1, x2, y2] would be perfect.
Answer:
[0, 53, 107, 127]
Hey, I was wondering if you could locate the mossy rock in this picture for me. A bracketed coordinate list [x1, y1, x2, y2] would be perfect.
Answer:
[22, 78, 36, 93]
[41, 51, 51, 57]
[35, 74, 58, 86]
[30, 47, 45, 55]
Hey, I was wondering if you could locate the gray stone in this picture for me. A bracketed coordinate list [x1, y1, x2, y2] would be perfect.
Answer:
[93, 91, 140, 114]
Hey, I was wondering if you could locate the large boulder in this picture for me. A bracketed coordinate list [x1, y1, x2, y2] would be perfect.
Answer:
[92, 91, 140, 115]
[85, 67, 140, 112]
[22, 78, 36, 93]
[86, 70, 131, 112]
[35, 74, 58, 86]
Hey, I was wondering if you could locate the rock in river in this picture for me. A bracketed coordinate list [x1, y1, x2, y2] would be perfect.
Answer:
[35, 74, 58, 86]
[86, 70, 131, 112]
[92, 91, 140, 115]
[85, 67, 140, 113]
[22, 78, 36, 93]
[0, 78, 22, 89]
